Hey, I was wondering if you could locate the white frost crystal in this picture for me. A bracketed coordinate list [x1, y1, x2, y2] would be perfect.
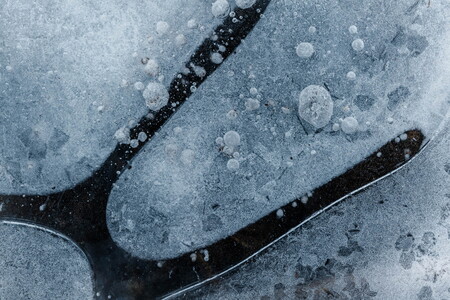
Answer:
[156, 21, 170, 34]
[212, 0, 230, 17]
[298, 85, 334, 128]
[175, 34, 187, 46]
[295, 42, 315, 58]
[187, 19, 197, 29]
[223, 130, 241, 147]
[134, 81, 145, 91]
[349, 25, 358, 34]
[341, 116, 359, 134]
[144, 59, 159, 77]
[227, 158, 240, 171]
[143, 82, 169, 111]
[181, 149, 195, 166]
[235, 0, 256, 9]
[351, 38, 365, 51]
[346, 71, 356, 80]
[245, 98, 260, 110]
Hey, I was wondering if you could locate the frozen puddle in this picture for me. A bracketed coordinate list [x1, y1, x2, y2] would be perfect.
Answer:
[0, 221, 93, 299]
[0, 0, 221, 194]
[107, 0, 450, 260]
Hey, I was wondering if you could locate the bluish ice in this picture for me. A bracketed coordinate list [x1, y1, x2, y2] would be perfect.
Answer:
[0, 221, 93, 299]
[0, 0, 222, 194]
[106, 0, 450, 260]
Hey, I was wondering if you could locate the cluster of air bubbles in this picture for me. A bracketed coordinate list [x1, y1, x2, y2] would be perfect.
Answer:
[114, 126, 131, 144]
[216, 131, 241, 171]
[200, 249, 210, 262]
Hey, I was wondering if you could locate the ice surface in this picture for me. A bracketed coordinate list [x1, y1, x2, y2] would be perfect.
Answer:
[185, 118, 450, 300]
[107, 0, 450, 260]
[0, 221, 93, 299]
[0, 0, 222, 194]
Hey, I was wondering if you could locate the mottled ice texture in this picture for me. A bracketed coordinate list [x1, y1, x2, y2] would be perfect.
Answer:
[107, 0, 450, 260]
[185, 118, 450, 300]
[0, 0, 221, 194]
[0, 222, 93, 299]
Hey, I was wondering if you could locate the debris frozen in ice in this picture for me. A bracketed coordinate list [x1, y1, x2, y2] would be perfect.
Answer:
[308, 26, 317, 34]
[352, 38, 365, 51]
[341, 117, 359, 134]
[143, 82, 169, 111]
[235, 0, 256, 9]
[295, 42, 315, 58]
[298, 85, 334, 129]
